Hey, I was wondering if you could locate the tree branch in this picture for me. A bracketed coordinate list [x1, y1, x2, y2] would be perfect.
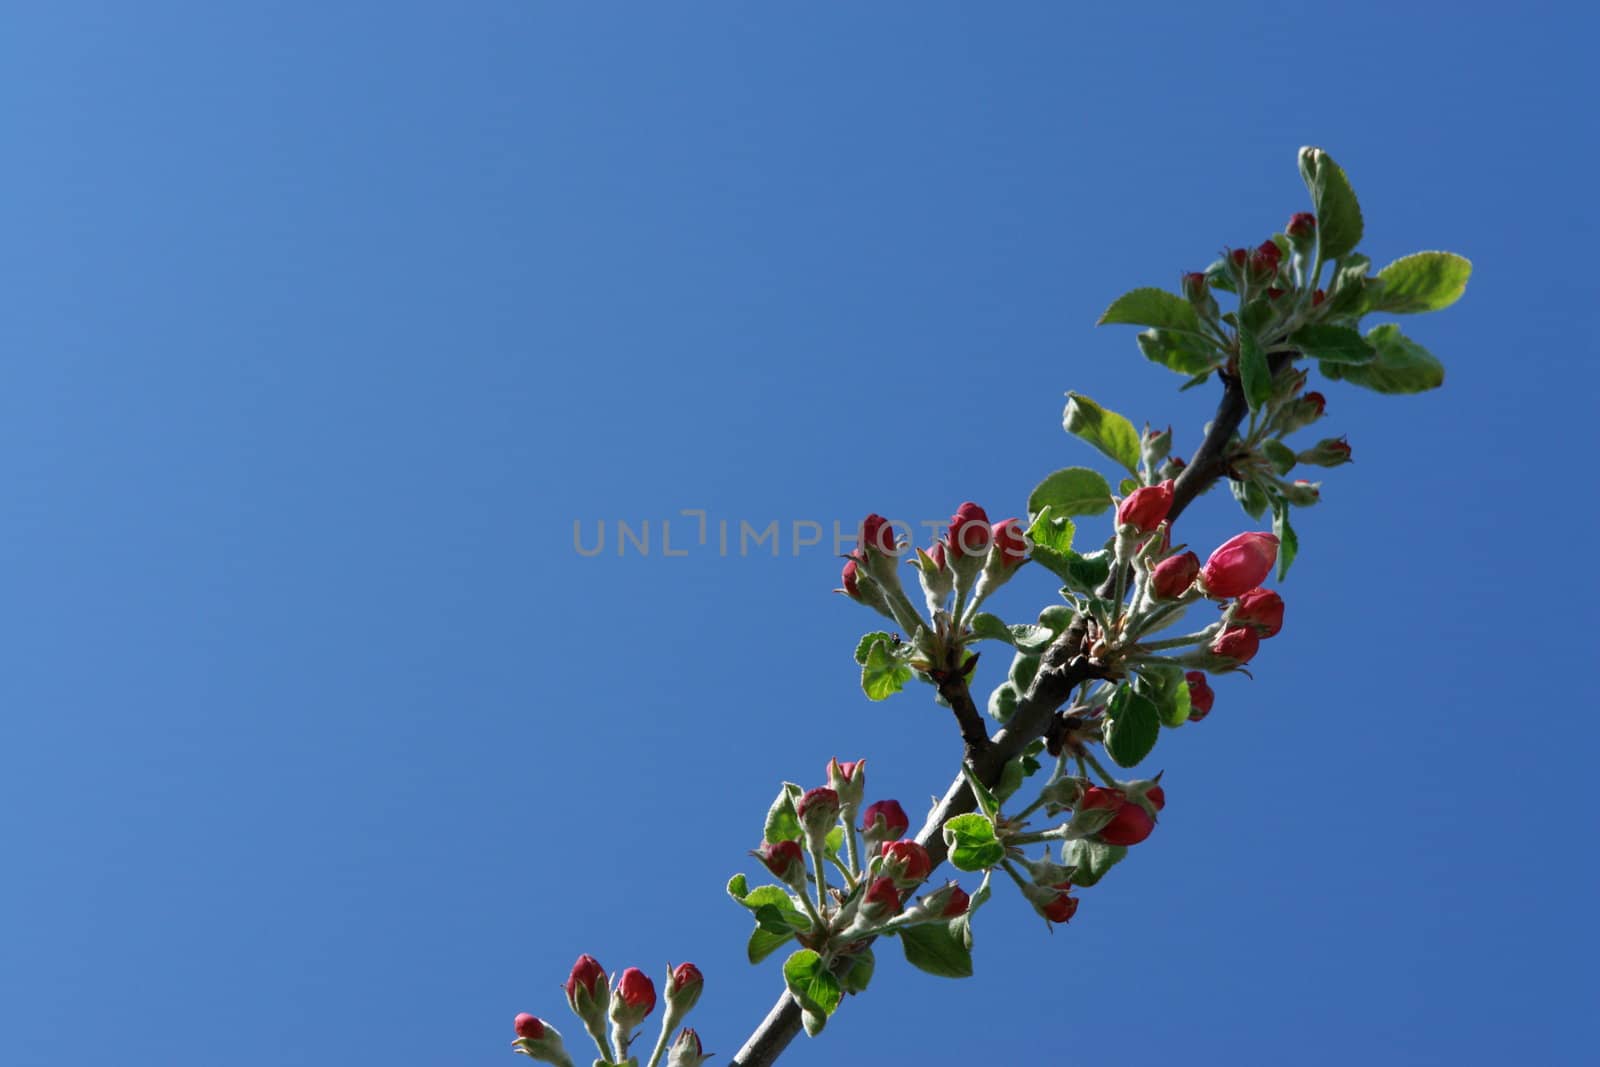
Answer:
[727, 367, 1272, 1067]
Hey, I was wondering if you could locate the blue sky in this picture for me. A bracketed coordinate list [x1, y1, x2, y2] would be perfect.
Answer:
[3, 3, 1596, 1065]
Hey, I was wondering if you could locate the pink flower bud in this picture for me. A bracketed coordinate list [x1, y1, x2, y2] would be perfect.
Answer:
[990, 519, 1029, 569]
[1286, 212, 1317, 239]
[946, 502, 992, 559]
[754, 840, 805, 883]
[943, 885, 971, 917]
[514, 1013, 545, 1040]
[1041, 891, 1080, 924]
[1285, 479, 1321, 506]
[1250, 239, 1282, 278]
[839, 559, 863, 601]
[1210, 625, 1260, 664]
[1200, 532, 1279, 599]
[826, 758, 865, 808]
[857, 514, 897, 558]
[928, 541, 947, 570]
[861, 799, 909, 847]
[1116, 480, 1173, 533]
[1234, 587, 1284, 638]
[1185, 671, 1214, 721]
[1150, 550, 1200, 600]
[1081, 786, 1157, 846]
[669, 1028, 710, 1067]
[565, 954, 608, 1019]
[666, 962, 703, 1014]
[862, 876, 903, 920]
[879, 839, 933, 885]
[618, 968, 656, 1014]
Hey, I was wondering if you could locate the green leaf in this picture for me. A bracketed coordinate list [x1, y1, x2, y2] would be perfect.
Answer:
[971, 614, 1055, 654]
[839, 947, 875, 994]
[1103, 687, 1161, 767]
[1062, 392, 1141, 475]
[1032, 544, 1113, 595]
[747, 926, 794, 964]
[1325, 255, 1374, 318]
[824, 825, 844, 859]
[994, 755, 1028, 805]
[860, 635, 913, 701]
[960, 764, 1001, 821]
[1288, 324, 1375, 365]
[1298, 147, 1363, 259]
[1372, 252, 1471, 314]
[1332, 324, 1445, 394]
[1063, 838, 1128, 887]
[1137, 328, 1218, 375]
[854, 632, 892, 666]
[1230, 477, 1270, 521]
[1026, 507, 1075, 554]
[1135, 664, 1192, 728]
[1261, 440, 1297, 476]
[943, 812, 1005, 871]
[987, 681, 1019, 724]
[1097, 287, 1203, 333]
[1028, 467, 1113, 519]
[1239, 331, 1271, 412]
[1272, 500, 1299, 581]
[899, 921, 974, 978]
[763, 784, 802, 844]
[783, 949, 843, 1022]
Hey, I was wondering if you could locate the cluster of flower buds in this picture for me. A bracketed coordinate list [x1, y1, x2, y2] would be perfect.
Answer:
[1080, 782, 1166, 847]
[513, 954, 706, 1066]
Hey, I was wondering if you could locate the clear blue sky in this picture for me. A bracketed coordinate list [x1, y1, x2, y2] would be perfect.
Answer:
[3, 3, 1595, 1065]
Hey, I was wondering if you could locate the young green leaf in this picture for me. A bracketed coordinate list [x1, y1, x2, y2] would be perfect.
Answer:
[860, 635, 912, 701]
[1272, 499, 1299, 580]
[943, 812, 1005, 871]
[1027, 467, 1113, 519]
[838, 947, 875, 994]
[1298, 146, 1364, 259]
[899, 920, 974, 978]
[1062, 392, 1142, 475]
[1137, 328, 1219, 376]
[1329, 324, 1445, 394]
[1026, 507, 1075, 554]
[1097, 287, 1203, 333]
[1134, 664, 1192, 728]
[1261, 440, 1298, 476]
[1372, 251, 1471, 314]
[1103, 688, 1161, 767]
[1287, 324, 1376, 365]
[747, 926, 794, 964]
[1239, 331, 1271, 412]
[783, 949, 843, 1023]
[1062, 838, 1128, 887]
[763, 784, 803, 844]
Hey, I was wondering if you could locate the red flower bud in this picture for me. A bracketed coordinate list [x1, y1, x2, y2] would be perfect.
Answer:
[826, 757, 865, 808]
[1230, 248, 1249, 270]
[1266, 287, 1286, 300]
[1041, 891, 1080, 924]
[1116, 480, 1173, 533]
[942, 886, 971, 917]
[1210, 625, 1260, 663]
[797, 786, 839, 821]
[1234, 587, 1284, 638]
[755, 840, 805, 882]
[1286, 212, 1317, 239]
[566, 954, 607, 1006]
[857, 514, 897, 558]
[928, 541, 947, 570]
[862, 875, 903, 919]
[1201, 532, 1279, 598]
[1250, 239, 1283, 277]
[1185, 671, 1214, 721]
[1181, 272, 1208, 300]
[839, 559, 863, 601]
[879, 839, 933, 884]
[1305, 391, 1326, 415]
[990, 519, 1029, 568]
[1081, 786, 1157, 846]
[614, 967, 657, 1021]
[1311, 288, 1326, 306]
[514, 1013, 545, 1040]
[666, 962, 704, 1014]
[1150, 551, 1200, 600]
[670, 1028, 709, 1067]
[1299, 436, 1352, 467]
[861, 799, 909, 845]
[947, 501, 992, 559]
